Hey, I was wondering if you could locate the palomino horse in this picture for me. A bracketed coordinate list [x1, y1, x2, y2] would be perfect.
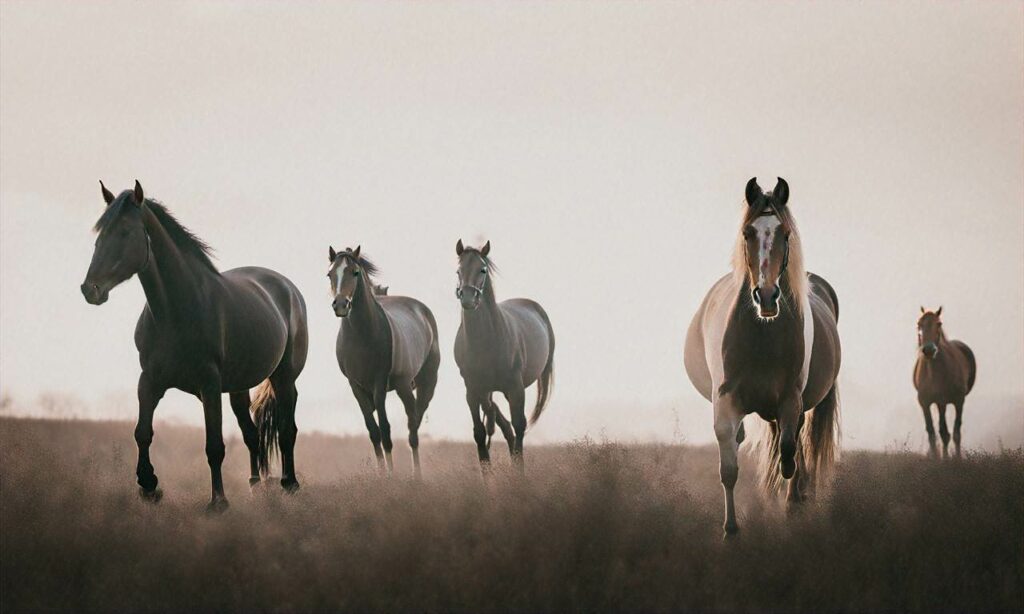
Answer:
[684, 177, 841, 536]
[454, 240, 555, 473]
[81, 181, 308, 510]
[328, 246, 440, 477]
[914, 307, 976, 458]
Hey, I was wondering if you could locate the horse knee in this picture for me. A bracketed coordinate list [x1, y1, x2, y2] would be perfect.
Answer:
[205, 442, 225, 466]
[134, 425, 153, 448]
[408, 430, 419, 449]
[472, 422, 487, 446]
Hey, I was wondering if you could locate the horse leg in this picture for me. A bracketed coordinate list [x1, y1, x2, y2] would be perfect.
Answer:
[374, 387, 394, 476]
[352, 384, 385, 472]
[953, 400, 964, 458]
[491, 399, 516, 455]
[136, 373, 165, 500]
[920, 400, 937, 457]
[395, 384, 421, 478]
[229, 391, 260, 486]
[200, 378, 228, 512]
[937, 403, 951, 459]
[506, 386, 527, 474]
[272, 375, 300, 491]
[466, 391, 490, 472]
[714, 393, 743, 537]
[787, 413, 808, 505]
[777, 395, 803, 480]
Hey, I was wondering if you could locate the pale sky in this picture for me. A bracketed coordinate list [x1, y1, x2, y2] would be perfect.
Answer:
[2, 1, 1022, 451]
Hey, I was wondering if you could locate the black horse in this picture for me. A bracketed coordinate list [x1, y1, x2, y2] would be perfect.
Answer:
[81, 181, 308, 510]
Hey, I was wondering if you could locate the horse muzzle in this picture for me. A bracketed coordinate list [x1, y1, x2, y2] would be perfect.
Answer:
[921, 343, 938, 359]
[80, 282, 109, 305]
[333, 297, 352, 318]
[751, 285, 781, 319]
[457, 287, 481, 311]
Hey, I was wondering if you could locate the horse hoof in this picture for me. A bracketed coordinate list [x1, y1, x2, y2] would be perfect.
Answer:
[137, 474, 159, 492]
[723, 524, 740, 539]
[281, 478, 300, 493]
[139, 487, 163, 503]
[248, 477, 261, 488]
[206, 497, 230, 513]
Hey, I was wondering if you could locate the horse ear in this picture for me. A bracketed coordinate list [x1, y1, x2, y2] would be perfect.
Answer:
[99, 180, 115, 205]
[352, 245, 361, 260]
[329, 246, 337, 262]
[456, 239, 465, 256]
[745, 177, 763, 207]
[481, 240, 491, 256]
[773, 177, 789, 207]
[921, 306, 926, 314]
[936, 306, 942, 317]
[133, 180, 144, 206]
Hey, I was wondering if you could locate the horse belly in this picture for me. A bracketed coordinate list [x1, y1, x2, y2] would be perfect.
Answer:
[802, 298, 840, 409]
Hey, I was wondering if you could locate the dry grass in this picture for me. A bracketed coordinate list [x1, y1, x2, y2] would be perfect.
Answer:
[1, 416, 1021, 613]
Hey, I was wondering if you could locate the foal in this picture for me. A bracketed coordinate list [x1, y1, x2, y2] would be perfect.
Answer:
[914, 307, 976, 458]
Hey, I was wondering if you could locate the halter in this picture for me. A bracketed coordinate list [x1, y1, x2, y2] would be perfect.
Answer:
[140, 232, 153, 273]
[456, 267, 487, 299]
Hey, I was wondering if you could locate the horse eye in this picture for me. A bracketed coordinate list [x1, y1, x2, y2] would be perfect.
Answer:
[353, 270, 361, 277]
[481, 268, 487, 274]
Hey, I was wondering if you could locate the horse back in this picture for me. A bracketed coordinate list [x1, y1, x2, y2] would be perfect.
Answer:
[380, 296, 438, 384]
[804, 272, 841, 408]
[499, 298, 553, 384]
[952, 340, 976, 394]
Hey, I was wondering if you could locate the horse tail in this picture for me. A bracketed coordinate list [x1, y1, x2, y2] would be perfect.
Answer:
[758, 421, 785, 494]
[758, 384, 841, 495]
[529, 309, 556, 427]
[250, 379, 280, 478]
[804, 383, 841, 488]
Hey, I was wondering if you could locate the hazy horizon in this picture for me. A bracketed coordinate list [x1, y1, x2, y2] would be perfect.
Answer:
[2, 2, 1022, 451]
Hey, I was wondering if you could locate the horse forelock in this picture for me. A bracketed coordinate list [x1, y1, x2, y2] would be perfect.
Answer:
[334, 250, 380, 279]
[458, 248, 499, 275]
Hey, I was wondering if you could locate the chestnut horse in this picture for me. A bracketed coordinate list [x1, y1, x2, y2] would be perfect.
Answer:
[81, 181, 308, 510]
[328, 246, 440, 477]
[684, 177, 841, 536]
[454, 240, 555, 474]
[914, 307, 976, 458]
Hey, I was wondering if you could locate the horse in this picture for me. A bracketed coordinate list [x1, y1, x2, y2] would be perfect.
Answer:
[914, 307, 976, 458]
[328, 246, 440, 477]
[684, 177, 841, 537]
[453, 240, 555, 473]
[81, 181, 308, 511]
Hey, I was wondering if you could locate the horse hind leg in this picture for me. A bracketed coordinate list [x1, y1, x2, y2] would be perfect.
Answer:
[395, 384, 422, 478]
[270, 373, 300, 491]
[229, 391, 261, 487]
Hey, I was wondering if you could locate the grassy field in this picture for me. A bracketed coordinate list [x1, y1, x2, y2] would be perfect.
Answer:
[1, 416, 1021, 613]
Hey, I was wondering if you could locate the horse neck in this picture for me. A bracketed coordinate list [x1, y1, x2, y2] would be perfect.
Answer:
[462, 279, 508, 344]
[344, 276, 388, 338]
[137, 206, 217, 322]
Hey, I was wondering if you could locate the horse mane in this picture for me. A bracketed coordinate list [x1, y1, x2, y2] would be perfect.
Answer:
[730, 200, 808, 314]
[94, 191, 218, 273]
[337, 249, 381, 280]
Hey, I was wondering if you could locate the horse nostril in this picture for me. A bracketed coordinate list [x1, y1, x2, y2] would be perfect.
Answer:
[751, 288, 761, 304]
[771, 286, 781, 301]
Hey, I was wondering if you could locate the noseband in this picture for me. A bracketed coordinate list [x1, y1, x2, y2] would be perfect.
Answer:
[456, 270, 487, 299]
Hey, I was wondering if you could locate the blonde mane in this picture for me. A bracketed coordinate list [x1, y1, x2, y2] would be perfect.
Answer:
[730, 202, 808, 315]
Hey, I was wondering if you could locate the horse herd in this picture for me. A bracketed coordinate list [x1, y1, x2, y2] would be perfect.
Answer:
[80, 178, 975, 535]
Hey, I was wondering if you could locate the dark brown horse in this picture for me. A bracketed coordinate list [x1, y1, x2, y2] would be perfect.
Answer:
[81, 181, 308, 510]
[328, 246, 440, 477]
[914, 307, 976, 458]
[454, 240, 555, 473]
[684, 177, 841, 536]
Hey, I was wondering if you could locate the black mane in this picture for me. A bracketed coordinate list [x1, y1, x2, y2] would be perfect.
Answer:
[336, 249, 381, 278]
[94, 191, 217, 272]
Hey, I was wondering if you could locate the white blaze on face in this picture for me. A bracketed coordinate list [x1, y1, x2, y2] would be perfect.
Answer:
[751, 215, 781, 286]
